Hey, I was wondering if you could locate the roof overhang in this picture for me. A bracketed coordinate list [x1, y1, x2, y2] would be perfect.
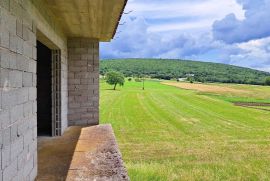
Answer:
[43, 0, 127, 42]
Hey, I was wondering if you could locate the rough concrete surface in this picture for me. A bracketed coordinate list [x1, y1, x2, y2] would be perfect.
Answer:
[66, 124, 129, 181]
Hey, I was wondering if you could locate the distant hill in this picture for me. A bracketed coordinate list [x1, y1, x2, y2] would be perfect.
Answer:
[100, 59, 270, 85]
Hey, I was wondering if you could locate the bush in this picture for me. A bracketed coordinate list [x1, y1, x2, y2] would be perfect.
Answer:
[135, 78, 142, 82]
[265, 77, 270, 86]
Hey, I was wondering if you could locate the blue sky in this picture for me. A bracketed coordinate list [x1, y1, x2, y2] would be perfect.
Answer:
[100, 0, 270, 72]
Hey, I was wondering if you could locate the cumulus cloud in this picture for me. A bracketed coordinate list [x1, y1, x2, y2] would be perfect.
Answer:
[101, 16, 217, 59]
[100, 0, 270, 72]
[230, 37, 270, 70]
[213, 0, 270, 43]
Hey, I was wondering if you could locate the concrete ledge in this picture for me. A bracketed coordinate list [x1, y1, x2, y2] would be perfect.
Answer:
[66, 124, 129, 181]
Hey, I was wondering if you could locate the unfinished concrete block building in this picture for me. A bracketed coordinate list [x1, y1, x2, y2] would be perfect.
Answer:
[0, 0, 127, 180]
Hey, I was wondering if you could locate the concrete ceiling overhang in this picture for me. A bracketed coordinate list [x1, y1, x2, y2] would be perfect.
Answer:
[43, 0, 127, 42]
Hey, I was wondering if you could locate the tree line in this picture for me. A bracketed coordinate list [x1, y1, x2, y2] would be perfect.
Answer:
[100, 59, 270, 85]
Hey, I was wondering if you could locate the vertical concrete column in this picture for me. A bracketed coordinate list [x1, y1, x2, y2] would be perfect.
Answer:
[68, 38, 99, 126]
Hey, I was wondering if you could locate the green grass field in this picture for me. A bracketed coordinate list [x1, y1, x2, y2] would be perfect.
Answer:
[100, 80, 270, 181]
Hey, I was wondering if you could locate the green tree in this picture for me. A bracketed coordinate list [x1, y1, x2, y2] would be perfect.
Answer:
[265, 77, 270, 86]
[187, 76, 194, 83]
[106, 71, 125, 90]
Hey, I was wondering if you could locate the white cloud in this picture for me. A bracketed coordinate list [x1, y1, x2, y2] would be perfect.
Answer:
[147, 19, 213, 32]
[230, 37, 270, 69]
[100, 0, 270, 72]
[125, 0, 245, 32]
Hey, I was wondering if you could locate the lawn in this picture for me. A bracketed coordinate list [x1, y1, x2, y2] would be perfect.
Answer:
[100, 80, 270, 181]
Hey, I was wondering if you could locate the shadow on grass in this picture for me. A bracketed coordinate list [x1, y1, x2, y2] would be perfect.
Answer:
[102, 88, 122, 91]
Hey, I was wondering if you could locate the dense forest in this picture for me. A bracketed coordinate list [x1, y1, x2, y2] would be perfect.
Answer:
[100, 59, 270, 85]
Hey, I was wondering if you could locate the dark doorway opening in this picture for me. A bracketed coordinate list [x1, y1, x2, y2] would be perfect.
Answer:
[37, 41, 52, 136]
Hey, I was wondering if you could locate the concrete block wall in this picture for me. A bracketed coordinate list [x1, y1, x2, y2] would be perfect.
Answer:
[0, 1, 37, 180]
[68, 38, 99, 126]
[1, 0, 69, 180]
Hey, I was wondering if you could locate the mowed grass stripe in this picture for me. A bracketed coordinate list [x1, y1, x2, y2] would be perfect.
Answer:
[100, 80, 270, 180]
[150, 90, 251, 135]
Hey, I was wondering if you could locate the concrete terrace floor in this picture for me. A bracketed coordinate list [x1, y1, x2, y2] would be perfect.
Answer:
[36, 125, 129, 181]
[36, 126, 82, 180]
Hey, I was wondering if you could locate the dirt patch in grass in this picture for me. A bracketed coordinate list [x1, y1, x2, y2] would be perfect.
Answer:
[162, 82, 249, 94]
[234, 102, 270, 107]
[234, 102, 270, 112]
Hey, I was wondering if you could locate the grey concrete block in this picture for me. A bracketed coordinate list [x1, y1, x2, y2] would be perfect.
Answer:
[1, 89, 17, 109]
[28, 59, 36, 73]
[17, 37, 24, 55]
[32, 46, 36, 60]
[29, 115, 37, 129]
[9, 34, 18, 53]
[17, 119, 29, 137]
[23, 101, 32, 118]
[29, 164, 37, 181]
[10, 122, 18, 143]
[2, 127, 10, 148]
[9, 53, 17, 70]
[0, 68, 9, 88]
[32, 74, 36, 87]
[10, 136, 23, 161]
[17, 149, 27, 171]
[22, 24, 29, 41]
[28, 87, 36, 101]
[28, 31, 36, 47]
[1, 144, 11, 170]
[23, 41, 32, 58]
[23, 155, 33, 178]
[0, 109, 10, 129]
[3, 157, 17, 181]
[0, 89, 1, 110]
[0, 50, 10, 69]
[9, 70, 22, 88]
[16, 20, 23, 38]
[10, 105, 23, 123]
[28, 139, 36, 155]
[32, 101, 37, 115]
[16, 56, 29, 72]
[23, 129, 32, 148]
[17, 88, 28, 105]
[22, 72, 32, 87]
[0, 23, 10, 49]
[32, 126, 37, 141]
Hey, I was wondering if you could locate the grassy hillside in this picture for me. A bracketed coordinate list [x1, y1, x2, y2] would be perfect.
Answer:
[100, 59, 270, 85]
[100, 80, 270, 180]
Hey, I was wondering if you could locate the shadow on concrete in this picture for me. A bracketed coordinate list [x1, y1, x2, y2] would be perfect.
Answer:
[36, 126, 82, 181]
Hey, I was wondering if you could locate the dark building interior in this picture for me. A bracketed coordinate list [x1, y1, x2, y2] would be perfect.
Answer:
[37, 41, 52, 136]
